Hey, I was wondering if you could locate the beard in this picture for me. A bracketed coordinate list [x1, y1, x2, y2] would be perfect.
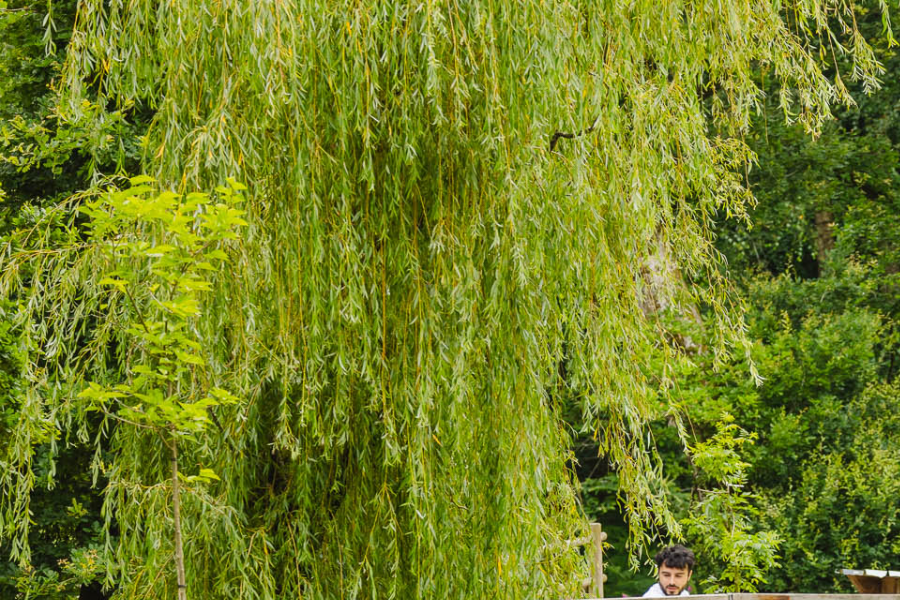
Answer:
[663, 584, 684, 595]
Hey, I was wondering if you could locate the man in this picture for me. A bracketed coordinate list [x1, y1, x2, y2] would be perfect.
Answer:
[642, 544, 695, 597]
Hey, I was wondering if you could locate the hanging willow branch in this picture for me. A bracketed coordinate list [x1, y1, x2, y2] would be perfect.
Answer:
[0, 1, 893, 599]
[550, 116, 600, 152]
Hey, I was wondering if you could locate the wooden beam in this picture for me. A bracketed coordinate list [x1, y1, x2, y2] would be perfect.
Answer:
[601, 594, 900, 600]
[731, 595, 900, 600]
[847, 576, 884, 594]
[590, 523, 607, 598]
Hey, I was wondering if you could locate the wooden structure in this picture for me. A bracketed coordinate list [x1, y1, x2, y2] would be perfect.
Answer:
[564, 522, 608, 597]
[842, 570, 900, 594]
[590, 595, 900, 600]
[590, 522, 607, 598]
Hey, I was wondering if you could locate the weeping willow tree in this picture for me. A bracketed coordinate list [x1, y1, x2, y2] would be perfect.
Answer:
[0, 0, 893, 598]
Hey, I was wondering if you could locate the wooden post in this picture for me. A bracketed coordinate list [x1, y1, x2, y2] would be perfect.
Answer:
[591, 522, 607, 598]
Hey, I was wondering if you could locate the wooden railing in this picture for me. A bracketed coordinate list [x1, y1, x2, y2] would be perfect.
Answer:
[563, 522, 607, 598]
[600, 595, 900, 600]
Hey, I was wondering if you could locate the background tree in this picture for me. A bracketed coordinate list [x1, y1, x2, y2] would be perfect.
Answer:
[581, 1, 900, 594]
[0, 1, 145, 597]
[703, 1, 900, 590]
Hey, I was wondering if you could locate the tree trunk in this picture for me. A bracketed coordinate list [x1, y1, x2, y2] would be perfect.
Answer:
[171, 440, 187, 600]
[641, 232, 703, 353]
[815, 210, 834, 275]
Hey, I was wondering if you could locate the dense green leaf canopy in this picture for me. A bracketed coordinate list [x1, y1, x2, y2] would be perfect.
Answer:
[1, 1, 893, 598]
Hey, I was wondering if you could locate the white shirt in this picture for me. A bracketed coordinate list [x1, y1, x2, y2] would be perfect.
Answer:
[643, 583, 690, 597]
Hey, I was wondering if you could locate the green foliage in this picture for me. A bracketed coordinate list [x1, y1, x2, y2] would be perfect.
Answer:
[599, 2, 900, 591]
[706, 58, 900, 570]
[580, 262, 900, 593]
[0, 422, 108, 599]
[719, 16, 900, 580]
[1, 0, 146, 234]
[0, 0, 71, 120]
[760, 382, 900, 592]
[1, 0, 78, 223]
[1, 2, 150, 594]
[0, 304, 20, 427]
[3, 1, 897, 599]
[74, 175, 247, 597]
[579, 473, 671, 597]
[647, 269, 900, 593]
[75, 176, 246, 440]
[719, 118, 900, 279]
[718, 0, 900, 283]
[684, 416, 780, 593]
[7, 547, 103, 599]
[1, 177, 248, 597]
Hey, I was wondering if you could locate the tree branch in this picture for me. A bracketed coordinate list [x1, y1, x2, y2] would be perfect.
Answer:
[550, 116, 600, 152]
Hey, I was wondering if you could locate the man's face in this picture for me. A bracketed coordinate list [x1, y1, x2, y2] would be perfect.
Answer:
[658, 563, 691, 596]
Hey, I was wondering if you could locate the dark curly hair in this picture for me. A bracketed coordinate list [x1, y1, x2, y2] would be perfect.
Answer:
[654, 545, 696, 571]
